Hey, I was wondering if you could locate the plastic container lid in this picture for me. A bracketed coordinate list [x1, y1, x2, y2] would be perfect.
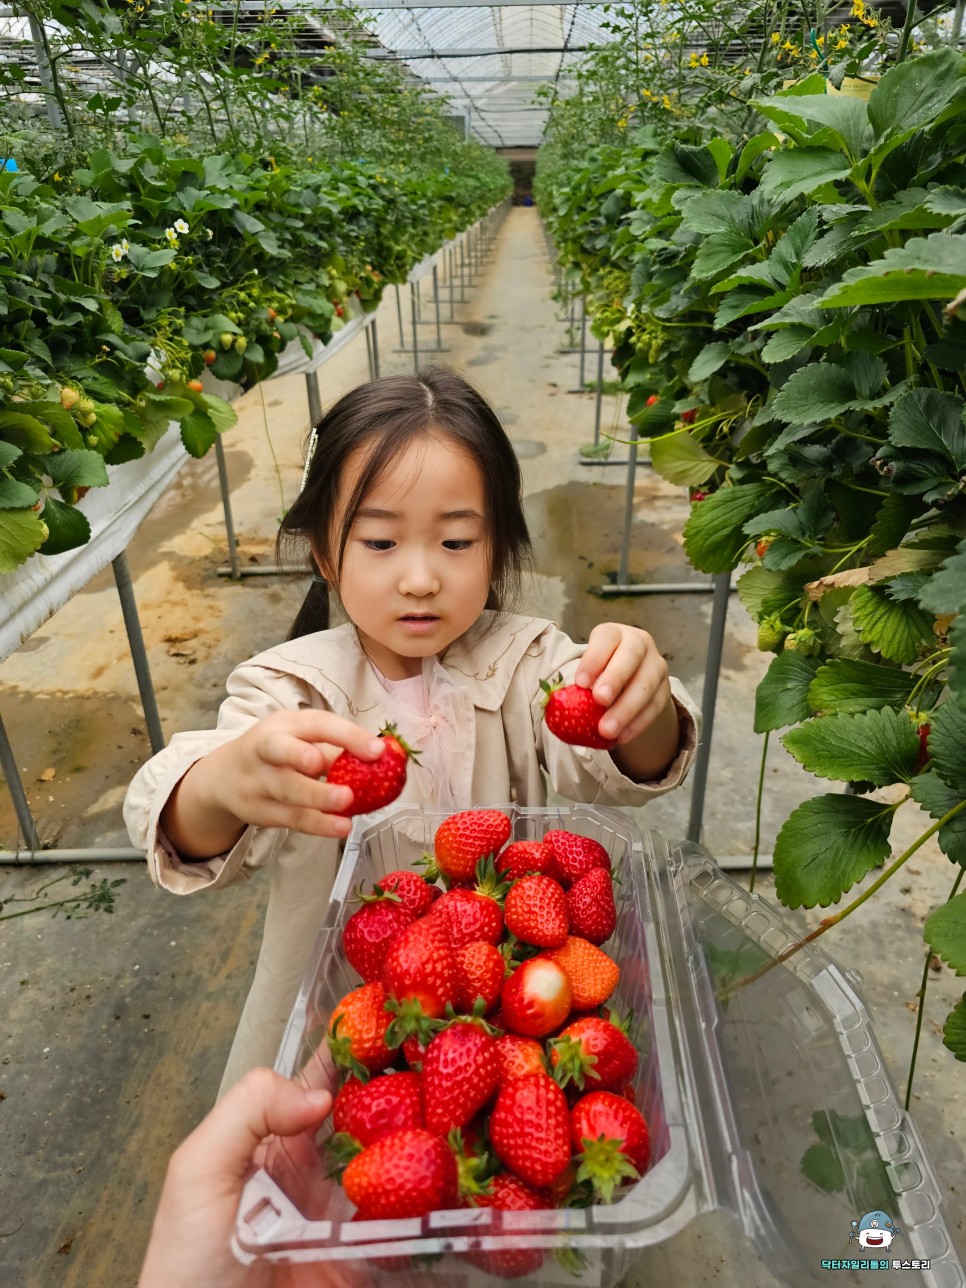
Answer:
[233, 805, 964, 1286]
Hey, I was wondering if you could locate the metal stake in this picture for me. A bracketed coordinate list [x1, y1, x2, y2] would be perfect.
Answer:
[215, 435, 240, 580]
[395, 284, 406, 349]
[305, 369, 323, 426]
[593, 340, 605, 445]
[371, 317, 381, 378]
[617, 420, 639, 588]
[687, 572, 732, 844]
[112, 551, 164, 755]
[0, 711, 41, 851]
[410, 284, 420, 374]
[431, 265, 447, 352]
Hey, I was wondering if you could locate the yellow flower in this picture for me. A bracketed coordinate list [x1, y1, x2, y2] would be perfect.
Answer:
[617, 118, 627, 130]
[851, 0, 865, 15]
[700, 52, 709, 66]
[782, 38, 796, 51]
[835, 37, 849, 48]
[744, 67, 751, 75]
[662, 94, 672, 109]
[771, 31, 780, 42]
[688, 52, 699, 68]
[53, 171, 62, 182]
[840, 23, 851, 33]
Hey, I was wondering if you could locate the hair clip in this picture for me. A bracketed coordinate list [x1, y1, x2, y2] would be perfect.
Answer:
[311, 573, 327, 585]
[300, 427, 319, 494]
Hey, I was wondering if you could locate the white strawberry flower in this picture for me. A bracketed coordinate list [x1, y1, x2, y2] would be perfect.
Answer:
[110, 243, 126, 262]
[174, 218, 189, 234]
[164, 227, 178, 245]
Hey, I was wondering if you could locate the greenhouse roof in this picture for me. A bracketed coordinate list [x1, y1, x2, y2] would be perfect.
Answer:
[352, 2, 612, 148]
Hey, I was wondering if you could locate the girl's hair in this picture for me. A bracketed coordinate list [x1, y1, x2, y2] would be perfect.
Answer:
[278, 366, 533, 639]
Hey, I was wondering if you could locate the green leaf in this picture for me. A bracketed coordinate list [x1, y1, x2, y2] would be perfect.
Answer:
[0, 411, 57, 453]
[924, 891, 966, 975]
[800, 1143, 845, 1194]
[755, 94, 870, 161]
[919, 538, 966, 616]
[39, 495, 91, 556]
[683, 483, 780, 574]
[0, 506, 46, 571]
[782, 707, 920, 786]
[688, 341, 730, 383]
[888, 387, 966, 462]
[850, 584, 933, 665]
[678, 190, 754, 236]
[754, 650, 821, 733]
[910, 770, 966, 868]
[943, 994, 966, 1060]
[868, 493, 919, 557]
[0, 476, 38, 508]
[736, 565, 802, 618]
[44, 449, 109, 491]
[773, 794, 895, 908]
[198, 393, 237, 434]
[759, 148, 851, 202]
[735, 132, 778, 185]
[692, 231, 756, 281]
[770, 363, 856, 424]
[817, 233, 966, 308]
[649, 432, 718, 487]
[867, 47, 966, 141]
[180, 410, 218, 458]
[927, 698, 966, 795]
[808, 658, 915, 716]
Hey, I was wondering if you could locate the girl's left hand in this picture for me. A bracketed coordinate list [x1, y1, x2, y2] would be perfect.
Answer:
[574, 622, 674, 746]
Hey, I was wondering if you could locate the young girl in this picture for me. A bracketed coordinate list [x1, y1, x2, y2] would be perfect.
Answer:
[124, 367, 700, 1093]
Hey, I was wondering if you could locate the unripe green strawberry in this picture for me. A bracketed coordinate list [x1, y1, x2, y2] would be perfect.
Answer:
[85, 432, 99, 446]
[77, 397, 96, 416]
[220, 331, 235, 349]
[756, 615, 787, 653]
[38, 520, 49, 542]
[784, 628, 819, 656]
[235, 335, 248, 354]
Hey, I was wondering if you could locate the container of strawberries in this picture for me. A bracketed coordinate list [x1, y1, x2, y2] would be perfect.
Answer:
[232, 805, 965, 1288]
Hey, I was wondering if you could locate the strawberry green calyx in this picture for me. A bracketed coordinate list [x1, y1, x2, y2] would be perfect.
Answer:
[379, 722, 421, 762]
[783, 628, 820, 656]
[548, 1035, 599, 1090]
[538, 671, 566, 711]
[327, 1016, 371, 1084]
[442, 996, 503, 1035]
[575, 1134, 641, 1203]
[473, 855, 512, 905]
[384, 995, 443, 1050]
[351, 880, 403, 907]
[325, 1131, 364, 1177]
[415, 851, 442, 883]
[448, 1128, 492, 1200]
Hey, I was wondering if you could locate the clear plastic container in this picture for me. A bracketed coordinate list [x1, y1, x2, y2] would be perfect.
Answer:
[233, 805, 964, 1287]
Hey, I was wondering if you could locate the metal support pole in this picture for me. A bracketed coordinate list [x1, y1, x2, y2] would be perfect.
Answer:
[617, 420, 639, 588]
[0, 711, 41, 851]
[593, 340, 605, 445]
[578, 300, 587, 387]
[431, 265, 446, 352]
[365, 323, 374, 380]
[112, 551, 164, 756]
[459, 239, 468, 302]
[687, 572, 732, 844]
[26, 15, 64, 131]
[371, 317, 381, 379]
[305, 369, 323, 426]
[410, 284, 420, 374]
[449, 247, 456, 321]
[395, 284, 406, 349]
[214, 435, 241, 581]
[0, 846, 146, 864]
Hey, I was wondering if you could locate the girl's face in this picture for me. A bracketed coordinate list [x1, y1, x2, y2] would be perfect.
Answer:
[324, 433, 492, 680]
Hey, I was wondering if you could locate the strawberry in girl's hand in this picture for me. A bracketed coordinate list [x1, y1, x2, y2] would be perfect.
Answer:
[464, 1173, 551, 1277]
[571, 1091, 650, 1201]
[431, 809, 512, 884]
[490, 1073, 572, 1188]
[421, 1019, 501, 1136]
[327, 981, 395, 1080]
[504, 874, 569, 948]
[544, 937, 620, 1010]
[343, 889, 414, 983]
[454, 940, 506, 1013]
[496, 839, 561, 883]
[331, 1070, 423, 1153]
[327, 724, 419, 816]
[543, 830, 611, 888]
[540, 674, 617, 750]
[375, 869, 439, 918]
[549, 1016, 638, 1092]
[566, 867, 617, 945]
[495, 1034, 547, 1083]
[500, 957, 572, 1037]
[343, 1127, 458, 1219]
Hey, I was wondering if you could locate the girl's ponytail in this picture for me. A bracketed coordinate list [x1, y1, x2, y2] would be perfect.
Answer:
[287, 574, 329, 640]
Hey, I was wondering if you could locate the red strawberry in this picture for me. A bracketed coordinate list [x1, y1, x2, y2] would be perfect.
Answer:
[540, 674, 616, 750]
[566, 867, 617, 945]
[375, 869, 440, 918]
[571, 1091, 650, 1201]
[454, 941, 506, 1013]
[689, 489, 707, 503]
[500, 957, 572, 1037]
[327, 982, 395, 1080]
[432, 809, 512, 884]
[421, 1020, 501, 1136]
[328, 724, 419, 816]
[543, 831, 611, 888]
[429, 859, 509, 948]
[331, 1071, 423, 1149]
[549, 1017, 638, 1092]
[756, 537, 772, 559]
[495, 1034, 547, 1083]
[544, 937, 620, 1010]
[646, 394, 660, 407]
[382, 918, 457, 1020]
[465, 1173, 550, 1278]
[343, 1127, 458, 1219]
[496, 839, 561, 883]
[680, 407, 697, 424]
[917, 721, 931, 771]
[343, 889, 414, 983]
[490, 1073, 572, 1188]
[504, 874, 569, 948]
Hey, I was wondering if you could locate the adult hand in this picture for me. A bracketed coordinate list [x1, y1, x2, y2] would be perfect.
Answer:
[575, 622, 680, 780]
[139, 1069, 335, 1288]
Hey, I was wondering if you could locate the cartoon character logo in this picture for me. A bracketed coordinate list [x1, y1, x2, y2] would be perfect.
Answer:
[849, 1211, 903, 1250]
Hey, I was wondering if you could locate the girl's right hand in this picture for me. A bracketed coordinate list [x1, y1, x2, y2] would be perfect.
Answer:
[163, 711, 386, 856]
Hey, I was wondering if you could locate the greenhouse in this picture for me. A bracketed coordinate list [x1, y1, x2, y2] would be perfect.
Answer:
[1, 1, 966, 1283]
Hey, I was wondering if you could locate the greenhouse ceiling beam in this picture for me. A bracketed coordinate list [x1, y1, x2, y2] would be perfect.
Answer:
[418, 72, 575, 80]
[370, 45, 590, 57]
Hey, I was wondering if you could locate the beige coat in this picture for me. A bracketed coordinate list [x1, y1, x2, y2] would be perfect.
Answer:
[124, 611, 700, 1092]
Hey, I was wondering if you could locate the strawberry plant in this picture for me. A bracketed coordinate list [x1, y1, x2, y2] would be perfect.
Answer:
[538, 37, 966, 1080]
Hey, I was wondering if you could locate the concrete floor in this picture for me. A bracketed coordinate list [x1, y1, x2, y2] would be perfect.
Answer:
[0, 208, 963, 1285]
